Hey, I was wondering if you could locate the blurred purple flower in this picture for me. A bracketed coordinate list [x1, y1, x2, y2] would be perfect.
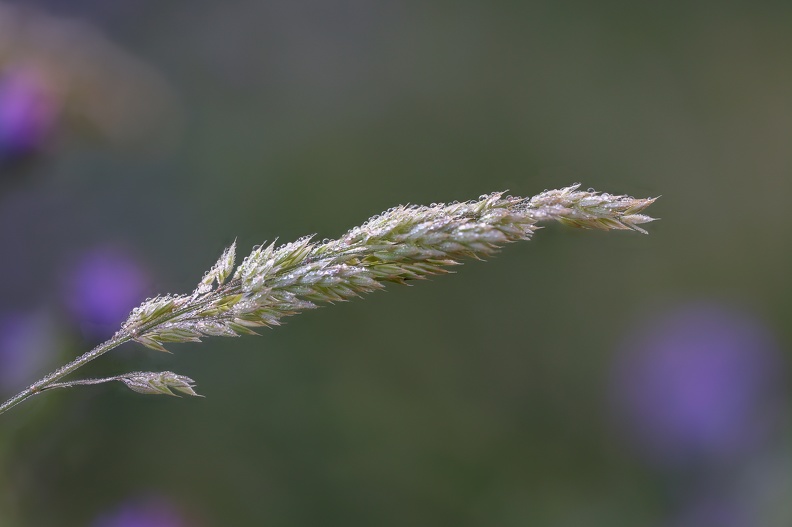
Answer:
[63, 247, 150, 339]
[0, 311, 56, 392]
[611, 303, 785, 466]
[0, 67, 59, 161]
[92, 496, 190, 527]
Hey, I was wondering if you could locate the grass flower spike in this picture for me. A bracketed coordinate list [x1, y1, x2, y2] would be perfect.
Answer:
[0, 185, 657, 416]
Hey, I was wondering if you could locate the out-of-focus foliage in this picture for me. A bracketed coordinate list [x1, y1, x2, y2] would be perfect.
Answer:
[1, 1, 791, 526]
[0, 2, 179, 169]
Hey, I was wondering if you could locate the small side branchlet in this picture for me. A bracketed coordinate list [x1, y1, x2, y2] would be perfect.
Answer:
[119, 372, 201, 397]
[41, 372, 201, 397]
[0, 185, 657, 416]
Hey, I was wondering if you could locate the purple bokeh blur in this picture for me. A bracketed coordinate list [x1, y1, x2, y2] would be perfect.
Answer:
[0, 310, 56, 393]
[667, 493, 749, 527]
[92, 496, 190, 527]
[62, 247, 150, 340]
[0, 67, 59, 162]
[611, 302, 786, 467]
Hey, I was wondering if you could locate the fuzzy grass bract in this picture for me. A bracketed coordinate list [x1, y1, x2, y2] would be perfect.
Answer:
[0, 185, 657, 416]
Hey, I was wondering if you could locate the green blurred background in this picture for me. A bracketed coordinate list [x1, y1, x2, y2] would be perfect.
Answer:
[1, 1, 791, 526]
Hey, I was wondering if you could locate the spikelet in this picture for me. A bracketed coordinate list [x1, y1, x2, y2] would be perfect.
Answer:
[123, 186, 657, 352]
[0, 185, 657, 415]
